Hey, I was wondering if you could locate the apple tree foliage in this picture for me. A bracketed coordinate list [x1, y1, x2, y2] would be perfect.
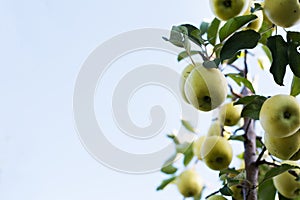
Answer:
[157, 2, 300, 200]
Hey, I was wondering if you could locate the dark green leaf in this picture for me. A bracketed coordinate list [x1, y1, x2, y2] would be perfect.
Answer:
[291, 75, 300, 97]
[183, 143, 194, 166]
[225, 51, 241, 65]
[287, 31, 300, 78]
[260, 164, 300, 185]
[219, 14, 257, 42]
[220, 30, 260, 61]
[203, 59, 220, 68]
[252, 3, 263, 12]
[156, 176, 176, 191]
[266, 35, 289, 86]
[179, 24, 204, 46]
[227, 73, 256, 93]
[234, 95, 262, 105]
[219, 168, 241, 176]
[258, 179, 276, 200]
[181, 119, 196, 133]
[167, 134, 180, 144]
[207, 18, 221, 45]
[177, 50, 201, 62]
[219, 185, 233, 196]
[241, 96, 267, 120]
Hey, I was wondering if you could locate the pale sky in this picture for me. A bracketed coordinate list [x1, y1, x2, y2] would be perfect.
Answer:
[0, 1, 299, 200]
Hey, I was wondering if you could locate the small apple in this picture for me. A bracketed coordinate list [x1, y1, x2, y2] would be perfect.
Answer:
[246, 10, 263, 32]
[264, 0, 300, 28]
[264, 129, 300, 160]
[273, 161, 300, 199]
[219, 102, 243, 126]
[230, 185, 243, 200]
[179, 64, 195, 103]
[176, 169, 204, 197]
[259, 94, 300, 138]
[207, 195, 227, 200]
[209, 0, 248, 21]
[201, 136, 233, 170]
[184, 64, 228, 111]
[192, 135, 207, 160]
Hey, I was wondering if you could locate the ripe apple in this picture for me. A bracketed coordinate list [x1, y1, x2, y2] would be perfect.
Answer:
[264, 0, 300, 28]
[219, 102, 243, 126]
[273, 161, 300, 199]
[259, 94, 300, 138]
[192, 135, 207, 160]
[209, 0, 248, 21]
[184, 64, 228, 111]
[207, 195, 227, 200]
[179, 64, 194, 103]
[176, 169, 204, 197]
[264, 129, 300, 160]
[201, 136, 233, 170]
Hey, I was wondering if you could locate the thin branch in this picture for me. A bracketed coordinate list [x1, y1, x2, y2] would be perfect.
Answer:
[255, 146, 267, 164]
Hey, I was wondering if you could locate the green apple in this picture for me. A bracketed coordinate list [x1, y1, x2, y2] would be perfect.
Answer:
[273, 161, 300, 199]
[176, 169, 204, 197]
[259, 94, 300, 138]
[246, 10, 263, 32]
[207, 195, 227, 200]
[264, 129, 300, 160]
[219, 102, 243, 126]
[210, 0, 247, 21]
[192, 135, 207, 160]
[264, 0, 300, 28]
[201, 136, 233, 170]
[207, 120, 223, 136]
[180, 64, 195, 103]
[184, 64, 228, 111]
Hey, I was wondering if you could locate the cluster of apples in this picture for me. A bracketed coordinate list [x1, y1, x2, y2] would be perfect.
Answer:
[210, 0, 300, 28]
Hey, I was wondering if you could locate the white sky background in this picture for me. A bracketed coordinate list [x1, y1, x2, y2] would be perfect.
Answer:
[0, 0, 299, 200]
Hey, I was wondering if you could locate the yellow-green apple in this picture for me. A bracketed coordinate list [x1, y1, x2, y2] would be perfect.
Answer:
[273, 161, 300, 199]
[264, 0, 300, 28]
[209, 0, 248, 21]
[184, 63, 228, 111]
[219, 102, 243, 126]
[180, 64, 194, 103]
[207, 120, 223, 136]
[207, 195, 227, 200]
[264, 129, 300, 160]
[259, 94, 300, 138]
[192, 135, 207, 160]
[201, 136, 233, 170]
[176, 169, 204, 197]
[230, 185, 243, 200]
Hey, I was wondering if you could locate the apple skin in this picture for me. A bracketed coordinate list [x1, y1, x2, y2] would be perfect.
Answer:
[207, 120, 222, 136]
[264, 129, 300, 160]
[180, 64, 195, 103]
[246, 10, 263, 32]
[273, 161, 300, 199]
[201, 136, 233, 170]
[230, 185, 243, 200]
[264, 0, 300, 28]
[184, 64, 228, 111]
[259, 94, 300, 138]
[210, 0, 247, 21]
[176, 169, 204, 197]
[207, 195, 227, 200]
[219, 102, 243, 126]
[192, 135, 207, 160]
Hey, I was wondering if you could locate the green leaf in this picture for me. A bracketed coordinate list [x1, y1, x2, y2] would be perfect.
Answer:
[176, 142, 191, 154]
[266, 35, 289, 86]
[207, 18, 221, 45]
[181, 119, 196, 133]
[183, 143, 194, 166]
[167, 134, 180, 144]
[291, 75, 300, 97]
[219, 185, 233, 196]
[258, 179, 276, 200]
[177, 50, 201, 62]
[220, 30, 260, 61]
[287, 31, 300, 78]
[203, 59, 220, 68]
[156, 176, 176, 191]
[260, 164, 300, 185]
[219, 14, 257, 42]
[200, 21, 209, 35]
[241, 96, 267, 120]
[262, 45, 273, 63]
[227, 73, 256, 93]
[179, 24, 204, 47]
[229, 135, 245, 142]
[234, 95, 260, 105]
[161, 164, 177, 174]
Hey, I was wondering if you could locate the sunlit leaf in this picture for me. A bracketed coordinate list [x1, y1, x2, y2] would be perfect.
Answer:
[291, 75, 300, 97]
[156, 176, 176, 191]
[207, 18, 221, 45]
